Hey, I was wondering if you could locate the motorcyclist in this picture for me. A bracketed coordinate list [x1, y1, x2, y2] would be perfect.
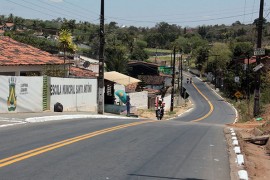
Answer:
[155, 99, 165, 119]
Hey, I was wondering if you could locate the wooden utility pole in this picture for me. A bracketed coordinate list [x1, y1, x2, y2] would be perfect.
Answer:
[180, 54, 183, 94]
[212, 55, 220, 90]
[170, 47, 176, 112]
[254, 0, 264, 116]
[98, 0, 105, 114]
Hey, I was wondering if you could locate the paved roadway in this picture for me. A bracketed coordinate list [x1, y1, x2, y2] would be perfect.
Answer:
[0, 76, 236, 180]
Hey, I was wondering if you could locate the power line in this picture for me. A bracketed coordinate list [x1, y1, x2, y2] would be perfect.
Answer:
[111, 6, 259, 20]
[251, 0, 256, 22]
[20, 0, 80, 20]
[63, 0, 99, 16]
[243, 0, 247, 23]
[6, 0, 57, 19]
[107, 11, 259, 25]
[5, 0, 98, 23]
[36, 0, 93, 21]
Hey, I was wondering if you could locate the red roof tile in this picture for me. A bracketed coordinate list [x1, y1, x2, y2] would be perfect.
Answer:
[0, 36, 65, 66]
[70, 67, 97, 78]
[5, 23, 14, 27]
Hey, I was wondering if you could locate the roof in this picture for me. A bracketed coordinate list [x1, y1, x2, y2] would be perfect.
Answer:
[0, 36, 65, 66]
[5, 23, 14, 27]
[80, 56, 99, 64]
[144, 88, 160, 95]
[70, 67, 97, 78]
[128, 60, 159, 67]
[138, 75, 165, 85]
[243, 56, 270, 64]
[104, 71, 141, 86]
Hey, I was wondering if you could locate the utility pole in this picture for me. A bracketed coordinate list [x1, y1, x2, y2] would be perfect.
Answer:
[254, 0, 264, 117]
[170, 47, 176, 112]
[170, 53, 173, 67]
[246, 54, 250, 100]
[98, 0, 105, 114]
[246, 54, 251, 116]
[212, 55, 220, 90]
[155, 46, 157, 63]
[180, 54, 183, 94]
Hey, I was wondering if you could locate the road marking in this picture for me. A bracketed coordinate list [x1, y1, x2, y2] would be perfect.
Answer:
[0, 120, 155, 168]
[191, 82, 214, 122]
[0, 80, 215, 168]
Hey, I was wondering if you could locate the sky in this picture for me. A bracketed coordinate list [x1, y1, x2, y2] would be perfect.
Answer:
[1, 0, 269, 27]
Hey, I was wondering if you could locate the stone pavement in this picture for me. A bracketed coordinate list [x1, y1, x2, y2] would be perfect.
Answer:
[0, 111, 128, 128]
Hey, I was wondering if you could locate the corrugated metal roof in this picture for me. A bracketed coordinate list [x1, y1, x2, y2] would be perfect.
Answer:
[104, 71, 141, 86]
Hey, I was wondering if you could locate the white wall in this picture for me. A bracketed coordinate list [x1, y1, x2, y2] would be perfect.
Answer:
[50, 77, 97, 112]
[0, 76, 43, 113]
[162, 95, 171, 111]
[129, 91, 148, 109]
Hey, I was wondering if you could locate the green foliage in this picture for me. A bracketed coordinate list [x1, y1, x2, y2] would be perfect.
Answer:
[105, 45, 128, 74]
[59, 29, 77, 53]
[195, 47, 209, 73]
[261, 72, 270, 105]
[208, 42, 232, 69]
[230, 42, 253, 57]
[5, 32, 58, 54]
[42, 65, 66, 77]
[130, 47, 149, 61]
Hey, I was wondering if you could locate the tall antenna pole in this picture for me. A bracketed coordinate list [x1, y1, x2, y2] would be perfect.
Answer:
[253, 0, 264, 116]
[98, 0, 105, 114]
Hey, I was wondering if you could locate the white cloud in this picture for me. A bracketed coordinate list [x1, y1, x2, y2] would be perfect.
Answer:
[49, 0, 64, 3]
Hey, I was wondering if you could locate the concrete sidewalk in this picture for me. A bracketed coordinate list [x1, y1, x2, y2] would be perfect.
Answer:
[0, 111, 130, 128]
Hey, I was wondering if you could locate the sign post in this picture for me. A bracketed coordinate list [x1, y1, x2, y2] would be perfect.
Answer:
[254, 48, 265, 56]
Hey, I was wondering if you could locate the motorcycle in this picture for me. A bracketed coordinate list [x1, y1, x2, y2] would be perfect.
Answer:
[156, 106, 164, 120]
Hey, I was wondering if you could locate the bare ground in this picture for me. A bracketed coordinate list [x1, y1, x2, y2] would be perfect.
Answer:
[227, 104, 270, 180]
[137, 101, 192, 120]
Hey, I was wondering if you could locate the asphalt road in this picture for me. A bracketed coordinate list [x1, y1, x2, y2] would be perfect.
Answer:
[0, 76, 236, 180]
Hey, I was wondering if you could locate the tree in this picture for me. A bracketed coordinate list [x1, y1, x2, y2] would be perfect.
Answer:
[59, 29, 77, 76]
[198, 26, 207, 39]
[61, 19, 76, 33]
[174, 36, 190, 53]
[105, 45, 128, 73]
[209, 42, 232, 70]
[7, 13, 14, 23]
[231, 42, 253, 57]
[195, 47, 209, 77]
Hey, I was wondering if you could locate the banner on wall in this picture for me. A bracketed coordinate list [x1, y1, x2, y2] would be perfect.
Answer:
[0, 76, 43, 113]
[50, 77, 97, 111]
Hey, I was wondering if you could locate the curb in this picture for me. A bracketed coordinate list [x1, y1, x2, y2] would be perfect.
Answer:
[228, 127, 249, 180]
[25, 114, 135, 123]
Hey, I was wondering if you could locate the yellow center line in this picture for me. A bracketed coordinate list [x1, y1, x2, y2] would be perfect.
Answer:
[0, 120, 155, 168]
[191, 82, 214, 122]
[161, 81, 214, 122]
[0, 81, 215, 168]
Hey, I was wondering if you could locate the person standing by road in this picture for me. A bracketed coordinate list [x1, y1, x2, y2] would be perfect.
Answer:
[126, 95, 130, 117]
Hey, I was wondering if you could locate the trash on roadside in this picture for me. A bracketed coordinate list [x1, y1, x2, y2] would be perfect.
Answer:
[256, 117, 263, 121]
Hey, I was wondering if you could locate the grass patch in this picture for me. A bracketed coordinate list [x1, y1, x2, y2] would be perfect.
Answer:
[166, 110, 176, 115]
[231, 99, 253, 122]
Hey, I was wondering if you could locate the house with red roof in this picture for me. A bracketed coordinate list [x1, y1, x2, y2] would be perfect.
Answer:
[0, 36, 69, 76]
[0, 36, 97, 78]
[0, 23, 14, 31]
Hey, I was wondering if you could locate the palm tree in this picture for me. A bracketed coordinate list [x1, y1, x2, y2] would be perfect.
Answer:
[59, 29, 77, 77]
